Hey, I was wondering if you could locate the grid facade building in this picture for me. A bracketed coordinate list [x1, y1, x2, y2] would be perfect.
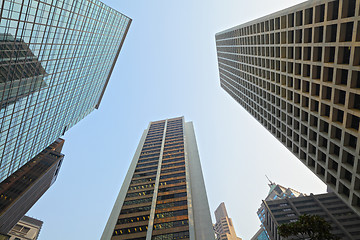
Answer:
[262, 192, 360, 239]
[0, 0, 131, 183]
[216, 0, 360, 215]
[0, 138, 64, 234]
[101, 117, 214, 240]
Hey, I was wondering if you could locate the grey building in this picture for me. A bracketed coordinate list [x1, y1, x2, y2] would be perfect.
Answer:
[216, 0, 360, 216]
[7, 216, 43, 240]
[102, 117, 214, 240]
[0, 0, 131, 183]
[262, 192, 360, 239]
[214, 202, 241, 240]
[255, 181, 305, 240]
[0, 139, 64, 234]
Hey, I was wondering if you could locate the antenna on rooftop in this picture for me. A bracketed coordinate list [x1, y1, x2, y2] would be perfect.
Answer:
[265, 175, 274, 185]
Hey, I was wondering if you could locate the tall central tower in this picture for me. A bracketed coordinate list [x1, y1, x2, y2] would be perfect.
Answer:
[102, 117, 214, 240]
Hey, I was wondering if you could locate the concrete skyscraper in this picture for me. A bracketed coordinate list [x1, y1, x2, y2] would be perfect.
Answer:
[216, 0, 360, 216]
[0, 0, 131, 183]
[102, 117, 214, 240]
[214, 202, 241, 240]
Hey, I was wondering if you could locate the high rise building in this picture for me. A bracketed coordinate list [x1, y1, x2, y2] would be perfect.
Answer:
[254, 180, 305, 240]
[214, 202, 241, 240]
[216, 0, 360, 215]
[0, 0, 131, 183]
[101, 117, 214, 240]
[0, 138, 64, 234]
[262, 192, 360, 239]
[7, 216, 43, 240]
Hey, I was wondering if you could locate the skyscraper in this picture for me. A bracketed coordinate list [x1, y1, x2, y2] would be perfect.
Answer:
[102, 117, 214, 240]
[0, 138, 64, 234]
[0, 0, 131, 183]
[214, 202, 241, 240]
[216, 0, 360, 215]
[254, 180, 305, 240]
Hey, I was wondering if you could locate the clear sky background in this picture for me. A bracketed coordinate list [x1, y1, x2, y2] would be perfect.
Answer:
[28, 0, 327, 239]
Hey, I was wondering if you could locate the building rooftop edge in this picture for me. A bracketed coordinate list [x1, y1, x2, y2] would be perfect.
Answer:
[215, 0, 325, 36]
[95, 18, 132, 109]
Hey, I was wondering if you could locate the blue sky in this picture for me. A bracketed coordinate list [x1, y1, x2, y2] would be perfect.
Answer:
[28, 0, 326, 239]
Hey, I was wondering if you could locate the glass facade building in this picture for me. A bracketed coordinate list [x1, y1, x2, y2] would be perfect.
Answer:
[0, 0, 131, 182]
[101, 117, 214, 240]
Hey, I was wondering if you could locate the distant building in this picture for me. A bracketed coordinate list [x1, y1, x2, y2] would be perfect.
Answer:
[216, 0, 360, 216]
[263, 192, 360, 240]
[214, 203, 241, 240]
[254, 180, 305, 240]
[214, 202, 241, 240]
[7, 216, 43, 240]
[0, 139, 64, 234]
[102, 117, 214, 240]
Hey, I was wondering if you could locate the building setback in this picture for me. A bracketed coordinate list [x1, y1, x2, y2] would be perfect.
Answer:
[0, 139, 64, 234]
[214, 202, 241, 240]
[7, 216, 43, 240]
[216, 0, 360, 216]
[262, 192, 360, 239]
[102, 117, 214, 240]
[0, 0, 131, 183]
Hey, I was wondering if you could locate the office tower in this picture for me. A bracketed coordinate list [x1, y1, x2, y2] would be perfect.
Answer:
[7, 216, 43, 240]
[214, 202, 241, 240]
[254, 180, 305, 240]
[216, 0, 360, 215]
[0, 0, 131, 183]
[262, 192, 360, 240]
[0, 139, 64, 234]
[102, 117, 214, 240]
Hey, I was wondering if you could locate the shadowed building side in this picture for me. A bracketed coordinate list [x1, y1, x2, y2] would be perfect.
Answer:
[0, 139, 64, 234]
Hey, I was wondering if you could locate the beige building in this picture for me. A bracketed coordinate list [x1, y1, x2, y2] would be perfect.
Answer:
[216, 0, 360, 216]
[7, 216, 43, 240]
[214, 203, 241, 240]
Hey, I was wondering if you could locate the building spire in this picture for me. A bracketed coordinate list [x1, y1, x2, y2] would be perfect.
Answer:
[265, 175, 274, 185]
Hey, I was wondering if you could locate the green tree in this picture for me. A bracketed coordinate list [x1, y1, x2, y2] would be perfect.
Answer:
[277, 214, 339, 240]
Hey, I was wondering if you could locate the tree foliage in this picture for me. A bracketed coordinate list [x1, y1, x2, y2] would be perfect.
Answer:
[277, 214, 339, 240]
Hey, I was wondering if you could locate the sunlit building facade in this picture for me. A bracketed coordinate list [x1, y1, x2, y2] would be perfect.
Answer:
[214, 202, 241, 240]
[216, 0, 360, 215]
[0, 0, 131, 182]
[102, 117, 214, 240]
